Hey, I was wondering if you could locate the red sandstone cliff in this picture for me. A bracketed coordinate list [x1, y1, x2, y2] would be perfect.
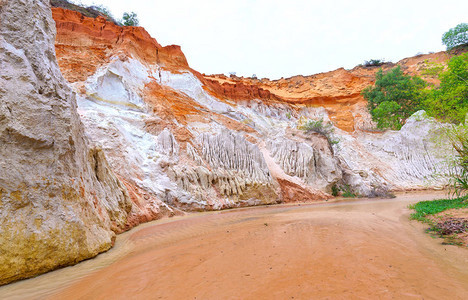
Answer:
[52, 7, 456, 133]
[53, 7, 189, 83]
[202, 51, 452, 132]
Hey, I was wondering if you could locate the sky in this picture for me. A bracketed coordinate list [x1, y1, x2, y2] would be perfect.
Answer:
[75, 0, 468, 79]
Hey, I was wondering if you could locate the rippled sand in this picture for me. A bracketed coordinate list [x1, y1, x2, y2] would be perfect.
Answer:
[1, 191, 467, 299]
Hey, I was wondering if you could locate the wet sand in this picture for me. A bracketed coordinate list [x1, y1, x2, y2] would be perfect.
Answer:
[1, 191, 468, 299]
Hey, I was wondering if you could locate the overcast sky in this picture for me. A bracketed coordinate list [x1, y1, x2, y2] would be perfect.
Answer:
[75, 0, 467, 79]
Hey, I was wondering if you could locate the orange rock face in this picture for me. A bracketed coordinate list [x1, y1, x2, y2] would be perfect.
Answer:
[50, 7, 460, 213]
[202, 52, 454, 132]
[52, 7, 456, 133]
[52, 7, 189, 82]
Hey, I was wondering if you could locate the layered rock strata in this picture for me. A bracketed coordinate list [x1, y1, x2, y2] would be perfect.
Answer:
[0, 1, 456, 285]
[49, 6, 453, 210]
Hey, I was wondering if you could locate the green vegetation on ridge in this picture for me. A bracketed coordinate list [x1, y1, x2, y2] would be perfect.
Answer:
[50, 0, 139, 27]
[362, 66, 426, 130]
[362, 52, 468, 130]
[423, 52, 468, 124]
[363, 23, 468, 130]
[298, 118, 338, 145]
[442, 23, 468, 50]
[122, 12, 139, 26]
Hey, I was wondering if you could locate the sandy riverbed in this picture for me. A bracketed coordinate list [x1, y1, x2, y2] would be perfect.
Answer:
[1, 191, 467, 299]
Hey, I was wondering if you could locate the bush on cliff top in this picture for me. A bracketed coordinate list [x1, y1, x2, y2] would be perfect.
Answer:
[363, 59, 386, 67]
[362, 66, 426, 130]
[122, 12, 139, 26]
[50, 0, 140, 27]
[442, 23, 468, 50]
[50, 0, 121, 25]
[363, 51, 468, 130]
[423, 52, 468, 124]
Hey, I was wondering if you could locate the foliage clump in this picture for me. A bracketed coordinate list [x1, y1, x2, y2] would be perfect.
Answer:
[442, 23, 468, 50]
[122, 12, 139, 26]
[420, 60, 445, 77]
[331, 184, 358, 198]
[362, 66, 426, 130]
[363, 59, 386, 67]
[341, 187, 356, 198]
[423, 53, 468, 124]
[298, 118, 338, 145]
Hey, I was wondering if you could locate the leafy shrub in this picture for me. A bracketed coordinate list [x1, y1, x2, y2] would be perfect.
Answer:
[331, 184, 339, 197]
[341, 184, 356, 198]
[362, 66, 427, 130]
[442, 23, 468, 50]
[298, 118, 338, 144]
[122, 11, 139, 26]
[363, 59, 386, 67]
[420, 60, 445, 77]
[423, 52, 468, 124]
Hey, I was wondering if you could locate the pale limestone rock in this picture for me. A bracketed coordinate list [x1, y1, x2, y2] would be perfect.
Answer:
[267, 136, 341, 191]
[337, 111, 451, 195]
[166, 130, 280, 209]
[0, 0, 131, 285]
[75, 52, 452, 202]
[199, 130, 271, 183]
[156, 128, 179, 157]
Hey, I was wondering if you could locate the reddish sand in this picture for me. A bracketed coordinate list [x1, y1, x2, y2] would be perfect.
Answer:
[1, 192, 467, 299]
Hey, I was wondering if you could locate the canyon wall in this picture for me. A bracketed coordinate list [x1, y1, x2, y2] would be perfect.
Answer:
[0, 1, 456, 285]
[0, 0, 134, 285]
[51, 6, 453, 213]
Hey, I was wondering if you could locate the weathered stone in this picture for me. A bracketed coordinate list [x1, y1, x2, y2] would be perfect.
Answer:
[0, 0, 131, 285]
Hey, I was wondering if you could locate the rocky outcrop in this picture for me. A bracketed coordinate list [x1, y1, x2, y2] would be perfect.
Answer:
[0, 0, 132, 285]
[267, 136, 341, 191]
[0, 1, 458, 285]
[336, 111, 452, 196]
[52, 1, 452, 207]
[52, 7, 189, 83]
[165, 130, 280, 210]
[203, 52, 453, 132]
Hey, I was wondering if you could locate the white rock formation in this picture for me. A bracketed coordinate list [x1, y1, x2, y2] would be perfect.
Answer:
[268, 136, 341, 191]
[0, 0, 456, 287]
[0, 0, 131, 285]
[76, 51, 452, 208]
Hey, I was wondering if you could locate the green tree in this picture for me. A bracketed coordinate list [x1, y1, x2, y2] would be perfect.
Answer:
[424, 53, 468, 124]
[442, 23, 468, 50]
[362, 66, 426, 130]
[122, 12, 139, 26]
